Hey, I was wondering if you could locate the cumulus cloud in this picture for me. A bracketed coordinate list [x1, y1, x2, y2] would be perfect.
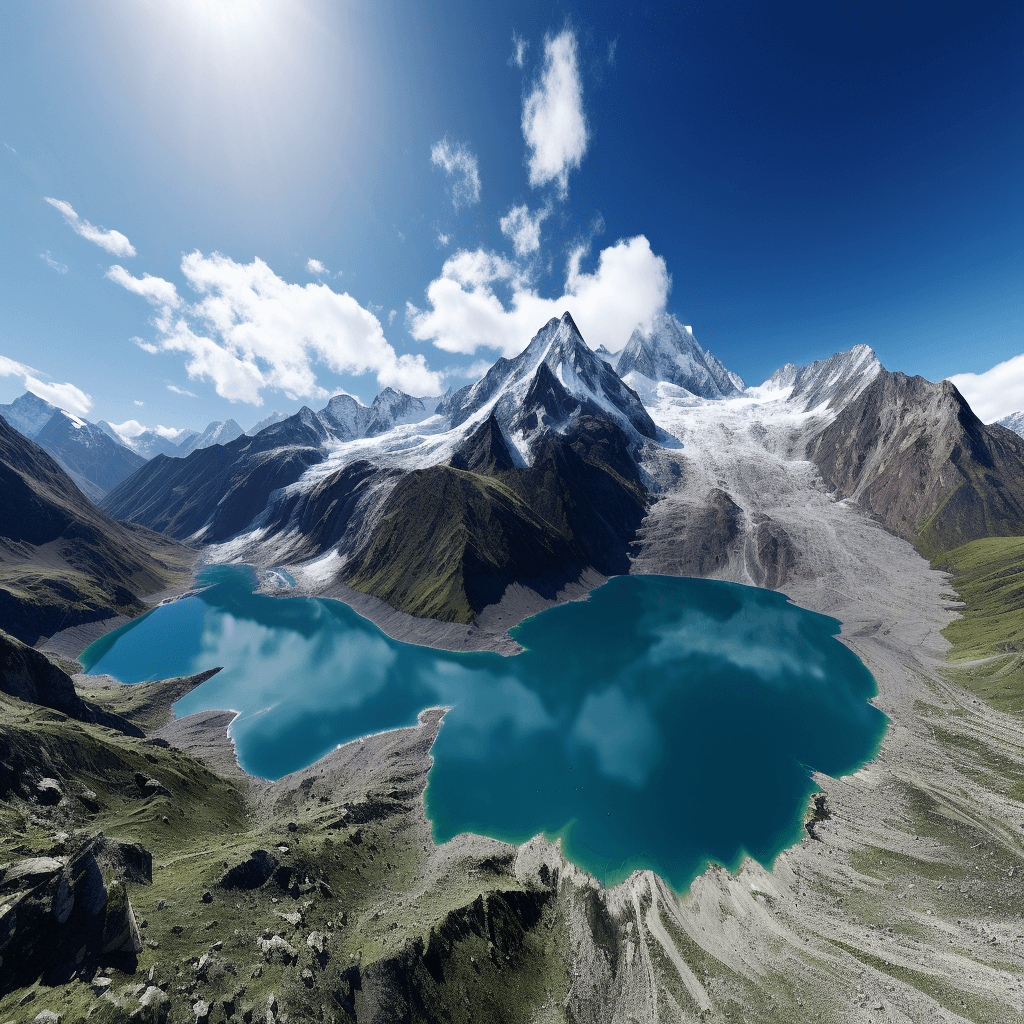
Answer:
[107, 266, 180, 311]
[24, 376, 93, 417]
[109, 418, 147, 437]
[510, 30, 528, 68]
[0, 355, 93, 417]
[44, 198, 136, 258]
[112, 250, 442, 403]
[154, 424, 186, 438]
[430, 138, 481, 209]
[500, 203, 550, 257]
[39, 251, 68, 274]
[522, 30, 588, 197]
[134, 400, 143, 406]
[408, 235, 670, 357]
[167, 384, 198, 397]
[947, 353, 1024, 423]
[307, 258, 327, 275]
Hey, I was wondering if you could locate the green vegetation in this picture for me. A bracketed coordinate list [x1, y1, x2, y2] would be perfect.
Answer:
[934, 536, 1024, 714]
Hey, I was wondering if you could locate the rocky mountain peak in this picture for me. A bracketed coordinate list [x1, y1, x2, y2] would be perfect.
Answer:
[616, 313, 744, 398]
[765, 344, 882, 412]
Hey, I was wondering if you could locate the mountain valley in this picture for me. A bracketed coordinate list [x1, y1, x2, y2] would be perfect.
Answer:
[2, 312, 1024, 1023]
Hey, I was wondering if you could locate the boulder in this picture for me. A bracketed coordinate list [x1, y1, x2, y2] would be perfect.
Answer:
[35, 779, 63, 805]
[257, 935, 297, 964]
[219, 850, 278, 891]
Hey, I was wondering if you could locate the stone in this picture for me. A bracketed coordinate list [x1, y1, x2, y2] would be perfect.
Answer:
[257, 935, 297, 964]
[33, 1012, 62, 1023]
[275, 910, 302, 928]
[35, 779, 63, 806]
[77, 790, 100, 812]
[131, 987, 170, 1024]
[192, 1000, 211, 1023]
[220, 850, 278, 891]
[200, 890, 213, 903]
[91, 977, 112, 994]
[300, 968, 314, 988]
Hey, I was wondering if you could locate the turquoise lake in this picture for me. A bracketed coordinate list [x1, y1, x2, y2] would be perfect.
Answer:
[81, 565, 886, 891]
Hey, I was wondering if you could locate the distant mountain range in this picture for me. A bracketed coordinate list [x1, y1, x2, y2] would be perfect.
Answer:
[97, 311, 1024, 628]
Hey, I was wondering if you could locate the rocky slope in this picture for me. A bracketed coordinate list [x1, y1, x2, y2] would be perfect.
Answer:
[808, 371, 1024, 559]
[0, 415, 185, 645]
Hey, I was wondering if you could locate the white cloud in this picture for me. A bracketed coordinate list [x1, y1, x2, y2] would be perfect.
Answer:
[134, 399, 144, 406]
[0, 355, 31, 378]
[39, 251, 68, 274]
[607, 37, 618, 64]
[307, 258, 327, 275]
[133, 337, 160, 355]
[153, 424, 185, 438]
[388, 309, 397, 325]
[499, 203, 550, 257]
[44, 197, 136, 258]
[408, 235, 670, 357]
[522, 30, 588, 197]
[0, 355, 93, 417]
[430, 138, 481, 209]
[510, 30, 528, 68]
[115, 251, 443, 403]
[948, 353, 1024, 423]
[107, 265, 180, 310]
[24, 376, 93, 417]
[109, 418, 147, 437]
[167, 384, 198, 397]
[437, 232, 450, 247]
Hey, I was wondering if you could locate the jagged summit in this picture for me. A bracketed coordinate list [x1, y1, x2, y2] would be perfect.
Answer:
[616, 313, 745, 398]
[441, 311, 657, 459]
[764, 344, 882, 412]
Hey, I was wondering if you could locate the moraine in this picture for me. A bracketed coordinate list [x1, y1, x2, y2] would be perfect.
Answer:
[81, 564, 886, 892]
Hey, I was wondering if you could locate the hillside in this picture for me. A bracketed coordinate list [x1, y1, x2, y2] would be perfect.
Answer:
[0, 416, 188, 645]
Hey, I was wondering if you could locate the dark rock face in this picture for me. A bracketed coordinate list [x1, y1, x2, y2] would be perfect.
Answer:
[808, 371, 1024, 558]
[220, 850, 279, 890]
[448, 413, 516, 474]
[632, 488, 743, 579]
[749, 513, 796, 590]
[101, 408, 328, 541]
[0, 841, 143, 995]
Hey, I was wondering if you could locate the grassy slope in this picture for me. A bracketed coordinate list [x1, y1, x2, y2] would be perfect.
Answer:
[934, 536, 1024, 715]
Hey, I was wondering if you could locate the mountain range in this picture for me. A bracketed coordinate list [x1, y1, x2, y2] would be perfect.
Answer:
[93, 311, 1024, 628]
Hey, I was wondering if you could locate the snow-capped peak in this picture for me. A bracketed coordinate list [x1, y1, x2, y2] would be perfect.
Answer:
[441, 311, 658, 460]
[616, 313, 744, 398]
[762, 344, 881, 412]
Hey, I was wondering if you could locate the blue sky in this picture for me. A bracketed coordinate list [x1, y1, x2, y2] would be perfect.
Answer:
[1, 0, 1021, 435]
